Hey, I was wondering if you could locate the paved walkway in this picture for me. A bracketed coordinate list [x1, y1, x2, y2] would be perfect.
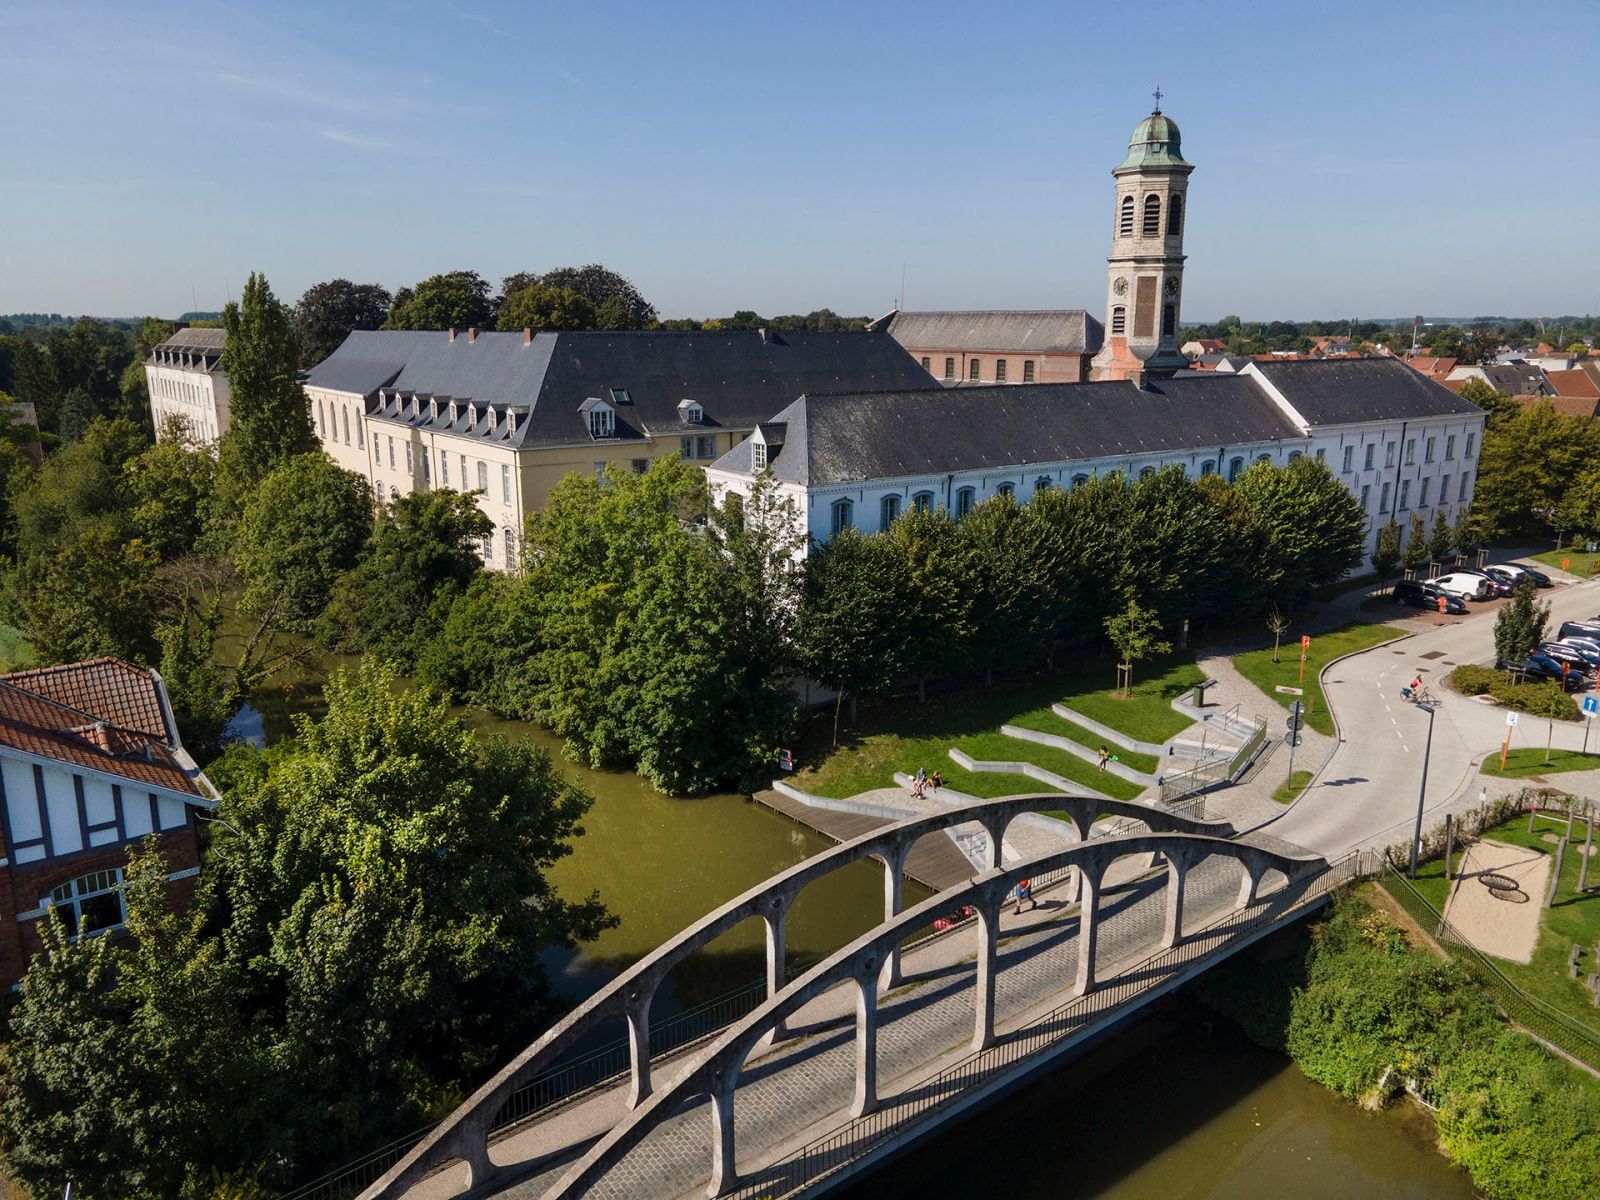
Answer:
[1441, 839, 1549, 963]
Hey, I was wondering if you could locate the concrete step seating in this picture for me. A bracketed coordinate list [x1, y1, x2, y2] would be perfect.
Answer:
[1047, 703, 1166, 757]
[946, 747, 1118, 803]
[998, 723, 1157, 788]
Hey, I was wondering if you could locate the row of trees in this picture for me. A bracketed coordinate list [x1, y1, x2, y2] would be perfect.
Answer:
[1180, 315, 1595, 361]
[0, 315, 172, 443]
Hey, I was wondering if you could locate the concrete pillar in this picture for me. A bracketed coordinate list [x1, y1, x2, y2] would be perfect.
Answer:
[879, 843, 909, 992]
[764, 899, 788, 1040]
[852, 972, 879, 1117]
[625, 987, 655, 1108]
[971, 899, 1000, 1051]
[1074, 869, 1101, 997]
[460, 1133, 496, 1193]
[983, 818, 1006, 870]
[1236, 860, 1262, 909]
[1161, 853, 1188, 950]
[706, 1067, 740, 1198]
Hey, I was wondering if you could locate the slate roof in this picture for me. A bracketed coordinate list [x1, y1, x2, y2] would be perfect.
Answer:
[306, 329, 936, 449]
[150, 327, 227, 371]
[160, 327, 226, 351]
[874, 310, 1104, 355]
[1481, 362, 1551, 397]
[1246, 358, 1485, 425]
[716, 375, 1303, 486]
[0, 659, 214, 801]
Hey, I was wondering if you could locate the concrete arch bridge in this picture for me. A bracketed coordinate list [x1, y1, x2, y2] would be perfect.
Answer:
[362, 795, 1359, 1200]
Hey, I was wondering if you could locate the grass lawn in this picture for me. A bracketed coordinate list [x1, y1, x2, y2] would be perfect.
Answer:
[1482, 747, 1600, 779]
[1533, 545, 1600, 578]
[1006, 706, 1160, 774]
[791, 655, 1203, 804]
[1272, 769, 1313, 805]
[1402, 812, 1600, 1031]
[1232, 622, 1402, 736]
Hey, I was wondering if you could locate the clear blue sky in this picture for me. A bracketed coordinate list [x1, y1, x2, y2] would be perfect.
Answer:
[4, 0, 1595, 322]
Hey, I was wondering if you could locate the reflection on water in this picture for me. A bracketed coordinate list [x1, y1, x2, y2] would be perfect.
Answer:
[842, 1000, 1473, 1200]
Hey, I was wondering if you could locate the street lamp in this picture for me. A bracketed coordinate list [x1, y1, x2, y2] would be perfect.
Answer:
[1407, 693, 1440, 878]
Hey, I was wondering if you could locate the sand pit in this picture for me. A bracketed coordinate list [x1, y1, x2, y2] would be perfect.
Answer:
[1440, 839, 1550, 964]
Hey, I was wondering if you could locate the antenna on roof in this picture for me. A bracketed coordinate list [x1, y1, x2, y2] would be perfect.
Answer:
[899, 261, 906, 311]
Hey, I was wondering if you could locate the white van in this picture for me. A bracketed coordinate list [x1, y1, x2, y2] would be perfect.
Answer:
[1429, 572, 1490, 601]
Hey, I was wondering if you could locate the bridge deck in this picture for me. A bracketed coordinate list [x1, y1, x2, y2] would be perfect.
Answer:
[752, 789, 975, 891]
[402, 850, 1338, 1200]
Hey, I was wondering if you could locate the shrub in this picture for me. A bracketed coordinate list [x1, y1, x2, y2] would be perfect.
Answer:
[1446, 665, 1580, 720]
[1449, 664, 1500, 695]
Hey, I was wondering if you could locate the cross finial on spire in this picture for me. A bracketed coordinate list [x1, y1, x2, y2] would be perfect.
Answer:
[1152, 84, 1163, 112]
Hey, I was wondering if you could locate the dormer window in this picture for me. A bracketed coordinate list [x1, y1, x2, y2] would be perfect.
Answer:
[467, 402, 478, 429]
[753, 440, 767, 470]
[487, 405, 498, 435]
[508, 409, 518, 435]
[678, 399, 704, 425]
[448, 400, 459, 424]
[609, 388, 631, 406]
[429, 398, 439, 423]
[580, 397, 616, 439]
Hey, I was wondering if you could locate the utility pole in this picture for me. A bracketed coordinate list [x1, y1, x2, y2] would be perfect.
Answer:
[1408, 695, 1439, 879]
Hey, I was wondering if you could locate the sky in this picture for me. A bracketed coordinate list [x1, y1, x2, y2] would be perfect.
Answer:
[2, 0, 1596, 323]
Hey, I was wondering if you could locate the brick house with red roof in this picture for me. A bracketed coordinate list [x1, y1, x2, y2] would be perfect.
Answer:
[0, 658, 218, 986]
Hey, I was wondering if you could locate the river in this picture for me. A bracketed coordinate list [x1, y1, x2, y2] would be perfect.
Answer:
[238, 664, 1474, 1199]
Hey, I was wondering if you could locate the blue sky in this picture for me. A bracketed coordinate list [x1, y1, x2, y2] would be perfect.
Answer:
[3, 1, 1595, 321]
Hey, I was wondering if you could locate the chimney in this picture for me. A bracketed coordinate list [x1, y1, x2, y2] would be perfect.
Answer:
[758, 327, 769, 343]
[88, 721, 112, 752]
[468, 327, 478, 343]
[523, 327, 533, 346]
[448, 327, 457, 341]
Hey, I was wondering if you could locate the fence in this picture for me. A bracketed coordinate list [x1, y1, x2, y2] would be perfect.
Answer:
[1158, 714, 1269, 804]
[1378, 865, 1600, 1074]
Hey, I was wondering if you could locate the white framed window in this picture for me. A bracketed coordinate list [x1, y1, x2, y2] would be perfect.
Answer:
[1364, 443, 1374, 470]
[51, 867, 125, 937]
[1465, 433, 1476, 458]
[1405, 438, 1415, 466]
[501, 464, 512, 505]
[1380, 482, 1391, 512]
[1361, 484, 1371, 509]
[1440, 474, 1450, 503]
[881, 494, 900, 527]
[955, 487, 975, 518]
[388, 436, 396, 469]
[342, 407, 350, 445]
[482, 534, 494, 564]
[1399, 480, 1411, 509]
[753, 441, 767, 470]
[1445, 434, 1456, 459]
[1459, 472, 1470, 501]
[1341, 445, 1353, 472]
[1424, 436, 1436, 463]
[697, 435, 716, 459]
[912, 490, 935, 513]
[422, 449, 431, 485]
[588, 407, 615, 438]
[477, 461, 488, 492]
[830, 498, 853, 534]
[681, 436, 695, 461]
[460, 454, 467, 486]
[441, 450, 449, 485]
[1385, 442, 1395, 468]
[406, 443, 414, 474]
[505, 528, 518, 568]
[1419, 478, 1430, 507]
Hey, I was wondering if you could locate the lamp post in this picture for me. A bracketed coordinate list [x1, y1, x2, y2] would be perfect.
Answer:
[1408, 695, 1439, 878]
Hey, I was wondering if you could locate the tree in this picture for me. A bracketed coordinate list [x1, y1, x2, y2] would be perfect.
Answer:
[1558, 462, 1600, 541]
[1455, 377, 1518, 426]
[1232, 457, 1367, 600]
[1493, 578, 1550, 664]
[1474, 401, 1600, 538]
[1452, 507, 1480, 564]
[220, 273, 318, 488]
[495, 284, 596, 333]
[21, 519, 163, 665]
[959, 494, 1056, 683]
[884, 506, 978, 701]
[503, 264, 656, 328]
[382, 270, 494, 331]
[158, 591, 241, 762]
[1399, 512, 1428, 577]
[1464, 329, 1500, 365]
[1427, 509, 1454, 568]
[1266, 605, 1291, 664]
[124, 417, 218, 559]
[1104, 597, 1171, 695]
[232, 453, 373, 632]
[1370, 517, 1402, 577]
[293, 279, 392, 367]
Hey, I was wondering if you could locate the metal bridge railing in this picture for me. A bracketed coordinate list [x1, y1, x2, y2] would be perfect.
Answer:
[1159, 713, 1268, 804]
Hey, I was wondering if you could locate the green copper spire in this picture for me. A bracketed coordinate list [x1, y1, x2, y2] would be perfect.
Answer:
[1117, 104, 1190, 170]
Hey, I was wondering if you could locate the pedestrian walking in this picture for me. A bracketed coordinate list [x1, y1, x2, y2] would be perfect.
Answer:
[1014, 878, 1035, 914]
[930, 770, 943, 793]
[1097, 745, 1110, 770]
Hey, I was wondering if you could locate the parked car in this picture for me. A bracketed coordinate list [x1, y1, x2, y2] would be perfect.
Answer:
[1510, 652, 1591, 691]
[1561, 635, 1600, 660]
[1457, 570, 1515, 597]
[1486, 564, 1553, 589]
[1392, 579, 1468, 614]
[1558, 620, 1600, 643]
[1428, 572, 1492, 601]
[1537, 642, 1594, 670]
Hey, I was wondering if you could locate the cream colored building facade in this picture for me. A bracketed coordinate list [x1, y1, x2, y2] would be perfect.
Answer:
[146, 328, 230, 445]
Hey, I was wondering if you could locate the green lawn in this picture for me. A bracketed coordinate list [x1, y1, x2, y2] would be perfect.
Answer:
[1272, 769, 1313, 805]
[1403, 812, 1600, 1031]
[1232, 622, 1402, 736]
[791, 656, 1203, 804]
[1533, 546, 1600, 578]
[1482, 747, 1600, 779]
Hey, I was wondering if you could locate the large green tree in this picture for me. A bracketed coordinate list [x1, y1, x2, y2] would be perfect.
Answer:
[1232, 457, 1366, 600]
[383, 270, 495, 331]
[496, 284, 596, 332]
[884, 506, 977, 702]
[293, 279, 392, 367]
[959, 494, 1056, 682]
[220, 273, 318, 488]
[124, 417, 218, 559]
[499, 264, 655, 328]
[1474, 400, 1600, 538]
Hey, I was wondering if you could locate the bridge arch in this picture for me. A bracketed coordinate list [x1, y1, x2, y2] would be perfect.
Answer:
[360, 796, 1230, 1199]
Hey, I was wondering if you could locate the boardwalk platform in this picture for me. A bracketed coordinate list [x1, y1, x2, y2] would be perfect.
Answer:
[753, 789, 975, 891]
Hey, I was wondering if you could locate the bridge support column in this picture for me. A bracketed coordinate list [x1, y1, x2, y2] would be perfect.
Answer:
[765, 898, 788, 1040]
[1161, 852, 1189, 950]
[879, 841, 909, 992]
[458, 1131, 496, 1193]
[852, 971, 879, 1116]
[982, 817, 1006, 870]
[707, 1066, 740, 1198]
[1074, 869, 1101, 997]
[972, 899, 1000, 1051]
[625, 986, 655, 1108]
[1237, 861, 1263, 909]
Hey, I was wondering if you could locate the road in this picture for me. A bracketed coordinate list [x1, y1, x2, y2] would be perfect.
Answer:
[1268, 569, 1600, 857]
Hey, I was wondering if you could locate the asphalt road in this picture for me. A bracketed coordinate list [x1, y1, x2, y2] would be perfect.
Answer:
[1267, 570, 1600, 857]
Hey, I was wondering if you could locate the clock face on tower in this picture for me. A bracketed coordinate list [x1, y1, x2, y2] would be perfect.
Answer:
[1113, 277, 1128, 296]
[1165, 276, 1181, 296]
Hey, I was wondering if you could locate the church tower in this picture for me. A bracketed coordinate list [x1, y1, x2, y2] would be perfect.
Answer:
[1090, 94, 1193, 382]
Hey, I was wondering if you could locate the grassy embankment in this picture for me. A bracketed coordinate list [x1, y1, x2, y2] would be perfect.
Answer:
[1481, 747, 1600, 778]
[791, 655, 1203, 806]
[1231, 621, 1402, 736]
[1533, 545, 1600, 577]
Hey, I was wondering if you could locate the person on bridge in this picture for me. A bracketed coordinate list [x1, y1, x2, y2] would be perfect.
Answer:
[1014, 878, 1035, 914]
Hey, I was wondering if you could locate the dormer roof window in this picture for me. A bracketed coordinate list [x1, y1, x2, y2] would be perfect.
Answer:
[609, 388, 631, 406]
[448, 400, 459, 424]
[507, 409, 518, 435]
[486, 404, 498, 435]
[579, 396, 616, 440]
[467, 402, 478, 429]
[429, 398, 439, 423]
[678, 399, 704, 425]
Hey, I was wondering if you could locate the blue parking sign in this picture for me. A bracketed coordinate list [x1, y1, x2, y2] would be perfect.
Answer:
[1583, 695, 1599, 718]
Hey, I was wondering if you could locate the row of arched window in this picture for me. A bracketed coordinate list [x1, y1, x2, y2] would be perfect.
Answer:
[1118, 193, 1182, 239]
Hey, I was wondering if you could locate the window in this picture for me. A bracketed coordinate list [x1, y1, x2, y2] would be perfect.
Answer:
[1111, 306, 1127, 336]
[1256, 453, 1272, 465]
[1119, 194, 1135, 237]
[390, 485, 399, 502]
[1459, 472, 1470, 501]
[317, 398, 325, 436]
[1445, 434, 1456, 459]
[406, 443, 414, 474]
[1142, 193, 1161, 236]
[1023, 360, 1035, 382]
[482, 533, 494, 565]
[955, 487, 975, 518]
[753, 441, 767, 470]
[588, 407, 615, 439]
[944, 357, 955, 380]
[1162, 304, 1176, 336]
[681, 436, 695, 461]
[912, 490, 935, 514]
[995, 359, 1007, 383]
[921, 356, 930, 371]
[1201, 460, 1216, 476]
[969, 358, 981, 381]
[1399, 479, 1411, 509]
[460, 454, 467, 486]
[1227, 457, 1244, 482]
[1364, 443, 1374, 470]
[697, 435, 716, 458]
[996, 481, 1015, 499]
[594, 461, 607, 478]
[342, 407, 350, 445]
[1380, 482, 1391, 512]
[477, 461, 488, 491]
[1440, 474, 1450, 504]
[1385, 442, 1396, 468]
[631, 459, 648, 474]
[1360, 484, 1371, 510]
[1139, 466, 1156, 480]
[440, 450, 449, 485]
[388, 436, 395, 469]
[422, 449, 431, 485]
[1424, 437, 1436, 463]
[373, 441, 381, 464]
[831, 498, 853, 535]
[881, 494, 901, 527]
[1167, 194, 1183, 236]
[608, 388, 630, 406]
[1405, 438, 1417, 466]
[1419, 478, 1430, 507]
[1465, 433, 1476, 458]
[501, 464, 512, 505]
[1288, 450, 1303, 462]
[1341, 445, 1353, 473]
[50, 868, 125, 937]
[505, 529, 518, 569]
[1033, 475, 1052, 494]
[1071, 473, 1090, 488]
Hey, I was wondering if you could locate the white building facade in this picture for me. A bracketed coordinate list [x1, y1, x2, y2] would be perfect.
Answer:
[146, 327, 230, 445]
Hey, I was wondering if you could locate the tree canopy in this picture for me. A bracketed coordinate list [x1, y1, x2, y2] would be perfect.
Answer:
[383, 270, 495, 331]
[293, 279, 393, 367]
[220, 272, 318, 488]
